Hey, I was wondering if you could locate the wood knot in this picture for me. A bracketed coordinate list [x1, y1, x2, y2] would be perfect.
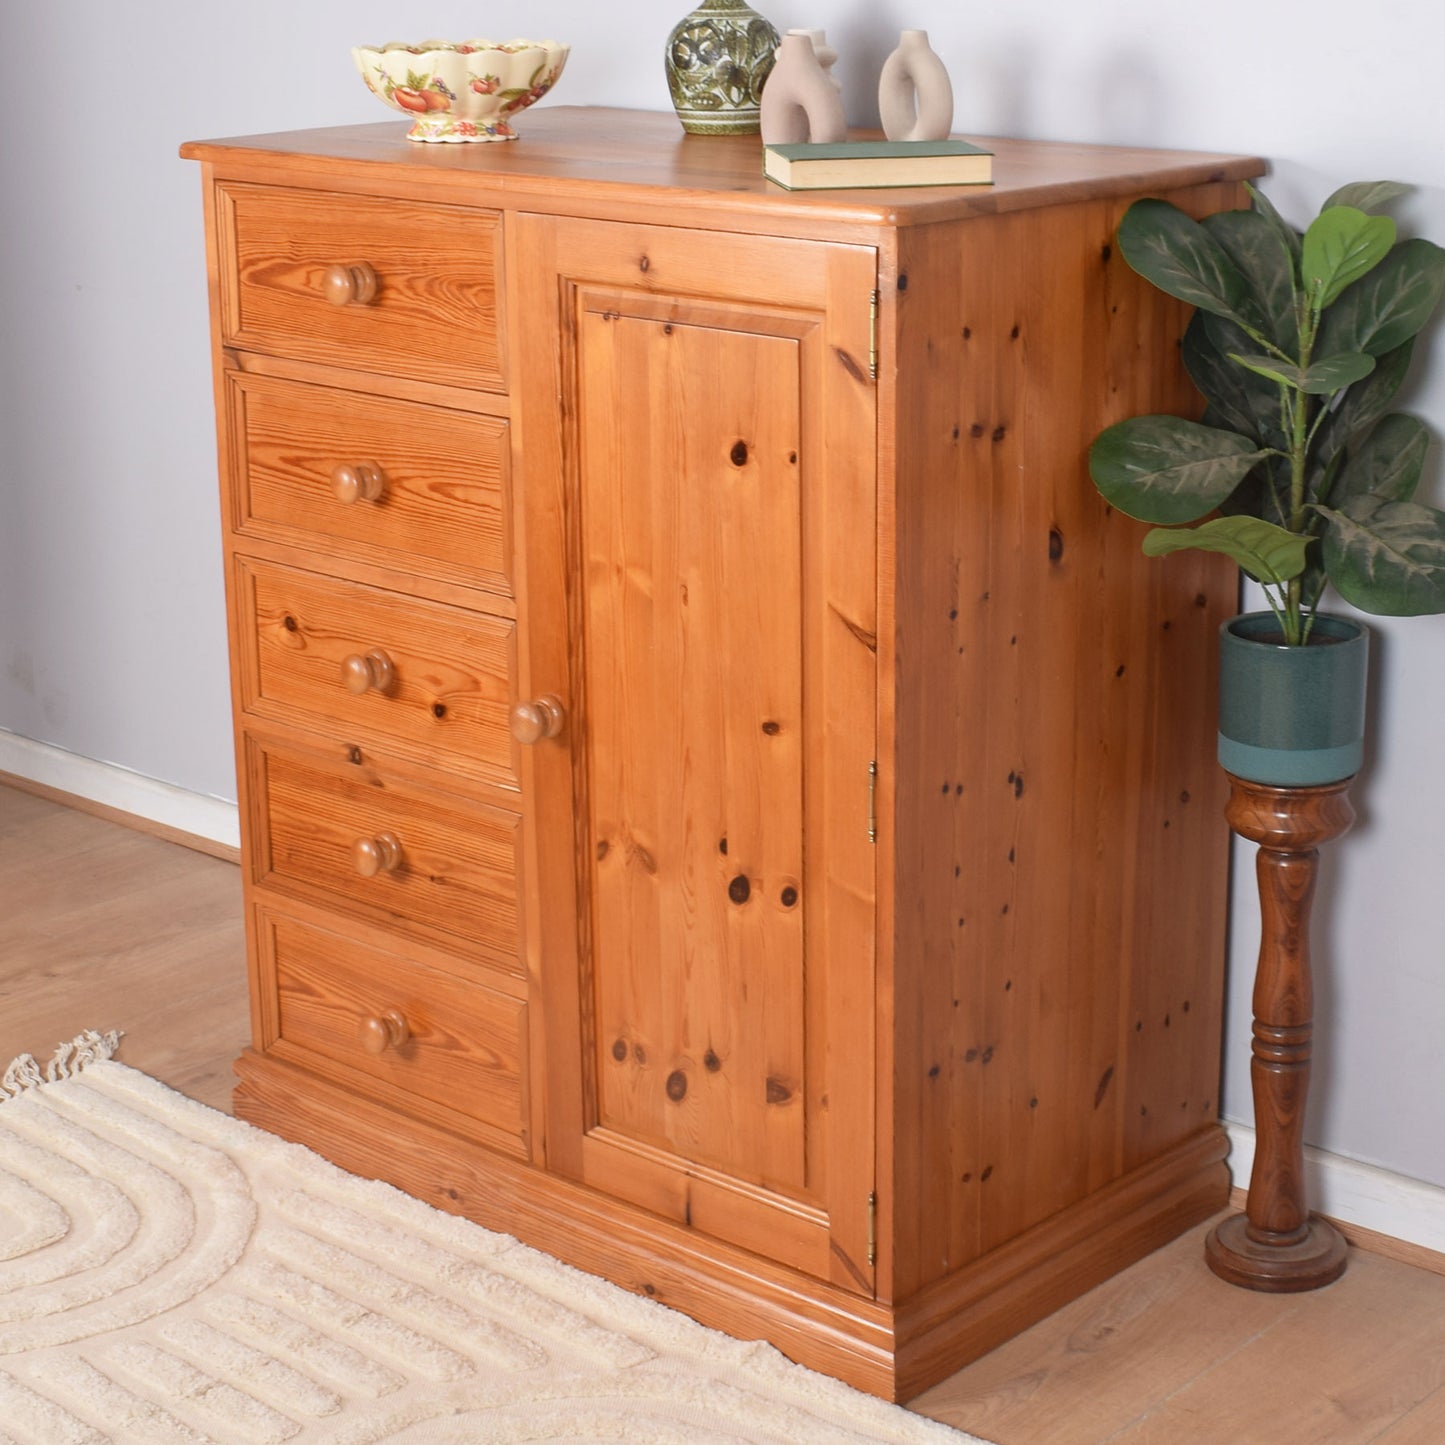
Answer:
[766, 1077, 793, 1104]
[730, 440, 749, 466]
[666, 1069, 688, 1102]
[728, 875, 751, 904]
[780, 885, 798, 908]
[703, 1049, 721, 1072]
[1048, 528, 1064, 562]
[612, 1039, 628, 1062]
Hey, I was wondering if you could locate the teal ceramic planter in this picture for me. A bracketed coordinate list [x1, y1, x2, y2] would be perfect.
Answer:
[1217, 611, 1369, 786]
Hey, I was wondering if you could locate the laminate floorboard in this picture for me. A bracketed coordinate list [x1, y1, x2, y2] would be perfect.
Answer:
[4, 781, 1443, 1442]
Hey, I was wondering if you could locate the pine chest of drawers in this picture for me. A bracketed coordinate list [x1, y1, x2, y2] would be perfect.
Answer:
[184, 109, 1262, 1400]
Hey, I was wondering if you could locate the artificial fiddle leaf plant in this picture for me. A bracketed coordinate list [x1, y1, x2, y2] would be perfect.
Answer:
[1089, 181, 1445, 644]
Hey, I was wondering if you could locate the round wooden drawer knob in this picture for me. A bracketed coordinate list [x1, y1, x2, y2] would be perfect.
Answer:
[359, 1008, 409, 1055]
[322, 261, 379, 306]
[332, 461, 387, 504]
[353, 831, 402, 877]
[342, 649, 396, 695]
[510, 695, 566, 744]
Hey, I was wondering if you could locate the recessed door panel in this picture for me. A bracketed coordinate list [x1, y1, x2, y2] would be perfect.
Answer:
[580, 309, 808, 1196]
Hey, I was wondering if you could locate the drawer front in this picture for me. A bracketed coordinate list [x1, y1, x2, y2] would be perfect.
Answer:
[228, 372, 511, 596]
[255, 742, 522, 970]
[238, 559, 516, 790]
[263, 908, 526, 1142]
[218, 183, 504, 391]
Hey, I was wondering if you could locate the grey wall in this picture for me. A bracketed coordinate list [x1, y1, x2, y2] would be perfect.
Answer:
[2, 1, 1442, 1188]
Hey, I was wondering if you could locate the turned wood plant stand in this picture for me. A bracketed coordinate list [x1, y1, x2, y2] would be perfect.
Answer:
[1206, 774, 1354, 1291]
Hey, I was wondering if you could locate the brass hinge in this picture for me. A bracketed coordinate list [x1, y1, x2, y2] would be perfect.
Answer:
[868, 290, 879, 380]
[868, 761, 877, 844]
[867, 1191, 877, 1267]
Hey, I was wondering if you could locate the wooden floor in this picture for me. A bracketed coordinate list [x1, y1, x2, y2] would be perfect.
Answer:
[3, 781, 1443, 1444]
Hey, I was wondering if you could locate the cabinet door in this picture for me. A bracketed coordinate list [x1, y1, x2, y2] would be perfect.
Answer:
[513, 216, 877, 1293]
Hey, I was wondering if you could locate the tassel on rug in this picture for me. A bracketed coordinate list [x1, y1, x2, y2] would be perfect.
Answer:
[0, 1028, 122, 1100]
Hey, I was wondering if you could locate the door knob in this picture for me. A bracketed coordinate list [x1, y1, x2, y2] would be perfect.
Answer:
[359, 1008, 409, 1055]
[353, 832, 402, 877]
[341, 649, 396, 695]
[510, 695, 566, 744]
[331, 461, 387, 504]
[322, 261, 379, 306]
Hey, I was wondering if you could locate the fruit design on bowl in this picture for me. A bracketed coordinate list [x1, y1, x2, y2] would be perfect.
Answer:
[353, 39, 569, 142]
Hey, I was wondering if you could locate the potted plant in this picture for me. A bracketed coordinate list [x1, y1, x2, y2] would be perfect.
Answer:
[1089, 182, 1445, 785]
[1088, 182, 1445, 1293]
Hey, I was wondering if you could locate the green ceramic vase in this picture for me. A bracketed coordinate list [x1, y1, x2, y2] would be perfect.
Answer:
[665, 0, 779, 135]
[1217, 611, 1369, 786]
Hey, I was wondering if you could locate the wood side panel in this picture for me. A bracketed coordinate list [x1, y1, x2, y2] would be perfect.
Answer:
[887, 186, 1239, 1300]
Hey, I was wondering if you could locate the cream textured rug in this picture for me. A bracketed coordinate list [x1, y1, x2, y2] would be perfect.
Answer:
[0, 1034, 980, 1444]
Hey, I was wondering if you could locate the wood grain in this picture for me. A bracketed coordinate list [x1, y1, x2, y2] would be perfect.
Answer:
[251, 739, 522, 971]
[217, 183, 504, 390]
[184, 110, 1262, 240]
[236, 557, 518, 792]
[0, 786, 248, 1113]
[263, 906, 527, 1139]
[226, 370, 512, 597]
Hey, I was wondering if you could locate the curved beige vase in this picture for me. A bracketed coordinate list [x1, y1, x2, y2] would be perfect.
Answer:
[878, 29, 954, 142]
[760, 32, 847, 145]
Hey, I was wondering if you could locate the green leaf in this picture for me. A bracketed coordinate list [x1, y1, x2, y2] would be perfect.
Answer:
[1089, 415, 1267, 524]
[1142, 515, 1310, 584]
[1312, 337, 1416, 464]
[1221, 451, 1293, 530]
[1184, 314, 1287, 447]
[1203, 209, 1299, 353]
[1329, 413, 1431, 505]
[1229, 350, 1375, 394]
[1118, 199, 1268, 335]
[1316, 238, 1445, 356]
[1318, 496, 1445, 614]
[1301, 206, 1396, 310]
[1246, 183, 1303, 265]
[1322, 181, 1411, 214]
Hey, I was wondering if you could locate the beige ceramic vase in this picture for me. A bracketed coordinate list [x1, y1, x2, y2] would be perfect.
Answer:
[759, 32, 847, 145]
[878, 29, 954, 141]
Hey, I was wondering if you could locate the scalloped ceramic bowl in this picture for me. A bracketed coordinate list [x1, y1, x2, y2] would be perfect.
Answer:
[353, 39, 569, 142]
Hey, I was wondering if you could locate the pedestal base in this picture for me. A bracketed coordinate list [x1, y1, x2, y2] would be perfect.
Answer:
[1204, 1211, 1347, 1292]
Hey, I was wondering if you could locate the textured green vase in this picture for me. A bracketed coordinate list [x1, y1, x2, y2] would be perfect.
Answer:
[665, 0, 779, 135]
[1217, 611, 1369, 786]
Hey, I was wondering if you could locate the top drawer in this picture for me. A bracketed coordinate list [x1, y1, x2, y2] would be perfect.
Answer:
[216, 183, 504, 392]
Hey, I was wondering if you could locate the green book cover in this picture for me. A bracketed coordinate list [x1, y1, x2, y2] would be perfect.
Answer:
[765, 139, 992, 163]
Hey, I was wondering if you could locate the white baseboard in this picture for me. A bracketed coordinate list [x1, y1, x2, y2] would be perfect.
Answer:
[0, 730, 239, 852]
[1223, 1119, 1445, 1257]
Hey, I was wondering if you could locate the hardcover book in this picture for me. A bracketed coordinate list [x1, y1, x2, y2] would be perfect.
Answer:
[763, 138, 994, 191]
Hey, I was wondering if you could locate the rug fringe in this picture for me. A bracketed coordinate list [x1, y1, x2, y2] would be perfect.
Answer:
[1, 1029, 123, 1099]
